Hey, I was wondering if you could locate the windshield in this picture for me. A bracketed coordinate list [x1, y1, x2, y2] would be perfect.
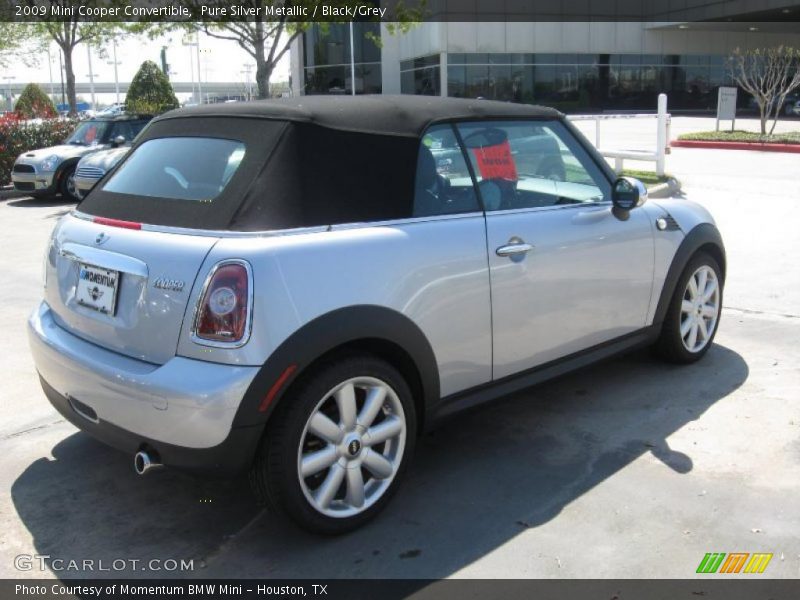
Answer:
[102, 137, 246, 202]
[67, 121, 110, 146]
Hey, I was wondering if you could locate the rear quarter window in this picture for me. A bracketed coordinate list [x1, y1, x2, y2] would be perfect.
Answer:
[102, 137, 245, 202]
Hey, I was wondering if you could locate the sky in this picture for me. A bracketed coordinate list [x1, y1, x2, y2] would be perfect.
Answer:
[1, 29, 291, 107]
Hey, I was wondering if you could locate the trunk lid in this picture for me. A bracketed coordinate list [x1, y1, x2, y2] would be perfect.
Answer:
[46, 214, 218, 364]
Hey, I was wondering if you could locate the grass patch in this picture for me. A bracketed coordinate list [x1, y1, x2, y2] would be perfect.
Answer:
[677, 130, 800, 144]
[620, 169, 670, 187]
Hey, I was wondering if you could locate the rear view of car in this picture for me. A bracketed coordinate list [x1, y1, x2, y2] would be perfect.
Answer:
[29, 96, 725, 535]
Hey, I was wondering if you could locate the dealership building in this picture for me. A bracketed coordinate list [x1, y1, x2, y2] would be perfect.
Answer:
[290, 2, 800, 111]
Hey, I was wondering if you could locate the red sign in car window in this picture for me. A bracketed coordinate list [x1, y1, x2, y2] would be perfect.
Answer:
[471, 140, 518, 181]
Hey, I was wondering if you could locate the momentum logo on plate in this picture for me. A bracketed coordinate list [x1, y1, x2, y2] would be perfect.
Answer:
[696, 552, 773, 574]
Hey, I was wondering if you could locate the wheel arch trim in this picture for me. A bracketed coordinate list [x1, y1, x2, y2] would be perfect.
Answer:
[232, 305, 440, 430]
[653, 223, 726, 326]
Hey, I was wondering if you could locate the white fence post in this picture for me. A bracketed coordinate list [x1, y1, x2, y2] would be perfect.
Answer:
[595, 119, 601, 149]
[656, 93, 667, 176]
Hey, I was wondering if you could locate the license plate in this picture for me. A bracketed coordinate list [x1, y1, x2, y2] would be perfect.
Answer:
[76, 263, 119, 315]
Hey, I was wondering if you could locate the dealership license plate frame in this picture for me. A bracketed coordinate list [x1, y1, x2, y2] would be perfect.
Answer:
[76, 262, 120, 316]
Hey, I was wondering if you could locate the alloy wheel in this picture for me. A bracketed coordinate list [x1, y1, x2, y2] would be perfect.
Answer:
[297, 376, 406, 518]
[680, 265, 720, 353]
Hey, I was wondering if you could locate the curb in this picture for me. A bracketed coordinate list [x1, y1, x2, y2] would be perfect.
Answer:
[647, 176, 681, 199]
[672, 140, 800, 153]
[0, 185, 24, 200]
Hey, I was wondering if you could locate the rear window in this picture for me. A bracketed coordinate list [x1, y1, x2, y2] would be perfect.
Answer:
[102, 137, 245, 202]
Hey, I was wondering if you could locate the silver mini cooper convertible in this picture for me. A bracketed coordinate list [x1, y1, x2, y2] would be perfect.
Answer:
[29, 96, 725, 534]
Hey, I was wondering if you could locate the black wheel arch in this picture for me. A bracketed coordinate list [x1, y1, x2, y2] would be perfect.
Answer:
[653, 223, 726, 326]
[232, 305, 440, 433]
[55, 158, 80, 188]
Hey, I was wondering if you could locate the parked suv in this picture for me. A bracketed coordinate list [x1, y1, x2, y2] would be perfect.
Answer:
[11, 114, 151, 201]
[28, 96, 725, 534]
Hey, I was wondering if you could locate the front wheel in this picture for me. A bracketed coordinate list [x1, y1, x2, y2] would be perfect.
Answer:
[250, 356, 416, 534]
[58, 165, 80, 202]
[655, 252, 723, 363]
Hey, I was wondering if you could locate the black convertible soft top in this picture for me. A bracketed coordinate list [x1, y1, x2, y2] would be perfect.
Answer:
[79, 96, 564, 231]
[158, 95, 562, 138]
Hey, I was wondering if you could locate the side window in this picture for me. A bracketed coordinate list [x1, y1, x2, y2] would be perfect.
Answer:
[413, 124, 480, 217]
[456, 120, 610, 211]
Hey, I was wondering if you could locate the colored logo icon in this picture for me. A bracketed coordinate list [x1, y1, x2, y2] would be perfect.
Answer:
[697, 552, 773, 574]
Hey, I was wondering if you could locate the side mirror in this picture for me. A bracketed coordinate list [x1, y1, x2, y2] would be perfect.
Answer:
[612, 177, 647, 211]
[111, 135, 126, 147]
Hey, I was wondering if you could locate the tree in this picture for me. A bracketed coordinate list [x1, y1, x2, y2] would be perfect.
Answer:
[148, 1, 424, 100]
[126, 60, 180, 115]
[14, 83, 57, 118]
[24, 2, 130, 116]
[0, 23, 45, 69]
[0, 23, 26, 67]
[728, 46, 800, 135]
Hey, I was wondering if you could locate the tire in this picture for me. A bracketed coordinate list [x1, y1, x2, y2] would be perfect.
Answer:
[250, 355, 416, 534]
[655, 251, 723, 364]
[58, 165, 79, 202]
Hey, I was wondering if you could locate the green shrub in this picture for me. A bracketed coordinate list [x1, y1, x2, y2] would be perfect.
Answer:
[0, 119, 77, 185]
[125, 60, 179, 115]
[14, 84, 57, 119]
[678, 130, 800, 144]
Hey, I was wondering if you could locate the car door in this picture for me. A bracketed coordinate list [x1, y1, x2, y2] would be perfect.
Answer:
[456, 120, 654, 380]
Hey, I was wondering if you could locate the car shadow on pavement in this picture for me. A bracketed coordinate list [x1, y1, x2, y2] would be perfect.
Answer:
[6, 196, 76, 209]
[10, 343, 747, 579]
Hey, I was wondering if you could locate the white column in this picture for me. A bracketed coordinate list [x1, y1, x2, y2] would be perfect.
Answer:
[656, 93, 667, 177]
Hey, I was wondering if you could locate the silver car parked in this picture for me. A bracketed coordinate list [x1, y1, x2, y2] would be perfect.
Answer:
[11, 115, 150, 201]
[73, 146, 130, 199]
[28, 96, 725, 533]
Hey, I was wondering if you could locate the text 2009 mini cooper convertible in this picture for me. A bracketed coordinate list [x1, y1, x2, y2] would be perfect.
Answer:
[29, 96, 725, 533]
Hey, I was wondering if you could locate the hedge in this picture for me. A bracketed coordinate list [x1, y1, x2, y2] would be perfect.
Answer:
[0, 118, 77, 185]
[677, 130, 800, 144]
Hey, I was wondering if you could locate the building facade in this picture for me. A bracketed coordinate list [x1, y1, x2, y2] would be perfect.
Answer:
[291, 15, 800, 112]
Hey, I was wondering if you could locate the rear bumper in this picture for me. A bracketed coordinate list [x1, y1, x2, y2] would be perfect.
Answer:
[28, 301, 263, 475]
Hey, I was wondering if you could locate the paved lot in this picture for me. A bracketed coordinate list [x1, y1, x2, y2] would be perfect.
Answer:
[0, 117, 798, 580]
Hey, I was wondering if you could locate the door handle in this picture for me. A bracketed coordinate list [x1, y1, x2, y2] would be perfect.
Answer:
[496, 239, 534, 258]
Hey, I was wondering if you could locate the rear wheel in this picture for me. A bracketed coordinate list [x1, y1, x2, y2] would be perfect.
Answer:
[655, 252, 722, 363]
[250, 355, 416, 534]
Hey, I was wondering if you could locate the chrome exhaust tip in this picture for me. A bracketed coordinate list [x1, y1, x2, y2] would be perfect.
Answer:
[134, 450, 162, 476]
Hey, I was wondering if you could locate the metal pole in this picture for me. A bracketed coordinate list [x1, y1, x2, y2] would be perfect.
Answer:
[112, 39, 120, 104]
[189, 46, 196, 103]
[349, 21, 356, 96]
[87, 44, 96, 109]
[656, 93, 667, 177]
[47, 47, 55, 98]
[195, 38, 203, 104]
[59, 50, 65, 106]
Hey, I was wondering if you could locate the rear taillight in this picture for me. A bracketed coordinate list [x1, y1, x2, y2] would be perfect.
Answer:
[193, 261, 252, 346]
